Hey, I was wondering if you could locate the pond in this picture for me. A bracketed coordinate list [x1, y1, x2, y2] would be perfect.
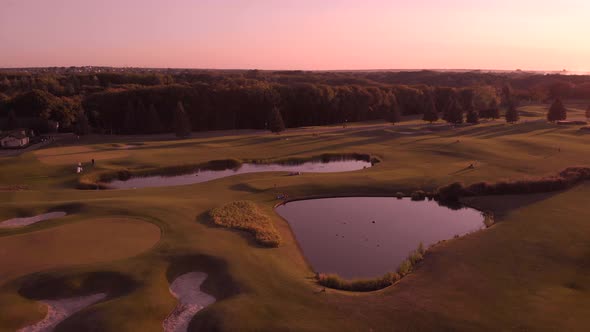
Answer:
[0, 212, 67, 228]
[107, 159, 373, 189]
[275, 197, 484, 279]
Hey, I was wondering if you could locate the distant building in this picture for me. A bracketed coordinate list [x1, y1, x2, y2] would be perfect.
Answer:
[0, 129, 30, 148]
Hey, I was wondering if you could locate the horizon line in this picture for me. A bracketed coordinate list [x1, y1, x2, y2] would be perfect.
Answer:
[0, 66, 588, 75]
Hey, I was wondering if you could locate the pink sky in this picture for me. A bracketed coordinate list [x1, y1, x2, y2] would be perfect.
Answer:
[1, 0, 589, 71]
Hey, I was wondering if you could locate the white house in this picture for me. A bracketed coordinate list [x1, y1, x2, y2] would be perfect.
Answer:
[0, 129, 30, 148]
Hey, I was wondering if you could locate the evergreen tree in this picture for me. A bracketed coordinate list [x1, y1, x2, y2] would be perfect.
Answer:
[268, 106, 285, 133]
[443, 97, 463, 124]
[387, 97, 401, 125]
[135, 99, 148, 133]
[73, 111, 90, 135]
[466, 109, 480, 124]
[501, 84, 513, 107]
[146, 104, 162, 134]
[462, 91, 479, 124]
[123, 100, 136, 134]
[483, 99, 500, 119]
[505, 103, 520, 123]
[173, 101, 191, 138]
[6, 109, 18, 129]
[547, 98, 567, 122]
[422, 92, 439, 123]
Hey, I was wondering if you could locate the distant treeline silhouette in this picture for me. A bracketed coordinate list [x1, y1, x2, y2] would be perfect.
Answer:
[1, 70, 589, 134]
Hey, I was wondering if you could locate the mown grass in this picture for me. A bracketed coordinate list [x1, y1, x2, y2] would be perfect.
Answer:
[209, 201, 281, 247]
[2, 103, 590, 331]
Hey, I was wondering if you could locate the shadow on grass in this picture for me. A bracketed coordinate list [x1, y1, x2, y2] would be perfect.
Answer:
[229, 182, 267, 193]
[14, 270, 139, 332]
[462, 190, 563, 219]
[454, 121, 561, 139]
[165, 254, 241, 332]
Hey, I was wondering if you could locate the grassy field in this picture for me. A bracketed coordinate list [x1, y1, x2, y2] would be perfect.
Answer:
[1, 102, 589, 331]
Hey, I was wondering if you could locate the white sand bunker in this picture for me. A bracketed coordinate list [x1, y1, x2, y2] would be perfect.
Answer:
[0, 212, 66, 229]
[18, 293, 107, 332]
[162, 272, 216, 332]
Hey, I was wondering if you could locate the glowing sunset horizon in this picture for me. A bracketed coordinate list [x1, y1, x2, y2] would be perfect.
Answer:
[1, 0, 589, 71]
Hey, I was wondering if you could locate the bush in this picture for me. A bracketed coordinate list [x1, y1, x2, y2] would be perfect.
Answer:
[117, 170, 132, 181]
[437, 167, 590, 202]
[410, 190, 426, 201]
[483, 212, 495, 228]
[397, 259, 413, 276]
[437, 182, 465, 202]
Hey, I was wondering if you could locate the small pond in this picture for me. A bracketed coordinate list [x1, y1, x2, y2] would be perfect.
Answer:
[0, 212, 67, 228]
[275, 197, 484, 279]
[108, 159, 373, 189]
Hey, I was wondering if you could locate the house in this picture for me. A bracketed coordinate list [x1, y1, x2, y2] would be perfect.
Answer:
[0, 129, 30, 148]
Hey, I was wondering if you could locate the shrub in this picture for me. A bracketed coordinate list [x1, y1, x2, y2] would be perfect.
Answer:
[437, 182, 465, 202]
[417, 242, 426, 255]
[397, 259, 412, 276]
[316, 243, 427, 292]
[209, 201, 281, 247]
[410, 190, 426, 201]
[317, 273, 394, 292]
[117, 170, 132, 181]
[409, 251, 423, 265]
[483, 212, 495, 228]
[437, 167, 590, 202]
[202, 159, 242, 171]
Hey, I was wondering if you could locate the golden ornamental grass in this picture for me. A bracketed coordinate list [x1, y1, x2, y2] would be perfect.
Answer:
[209, 201, 281, 247]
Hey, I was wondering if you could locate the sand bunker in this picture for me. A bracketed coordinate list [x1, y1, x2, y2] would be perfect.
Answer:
[18, 293, 107, 332]
[162, 272, 216, 332]
[0, 212, 66, 229]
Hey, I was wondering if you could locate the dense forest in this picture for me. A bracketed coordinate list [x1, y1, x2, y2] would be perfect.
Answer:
[1, 68, 590, 135]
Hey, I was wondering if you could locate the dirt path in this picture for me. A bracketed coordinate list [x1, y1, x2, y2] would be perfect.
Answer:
[17, 293, 107, 332]
[162, 272, 216, 332]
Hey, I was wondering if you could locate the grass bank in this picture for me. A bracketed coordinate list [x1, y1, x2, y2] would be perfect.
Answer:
[317, 243, 426, 292]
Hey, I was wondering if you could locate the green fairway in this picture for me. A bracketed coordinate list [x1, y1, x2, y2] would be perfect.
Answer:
[1, 103, 590, 331]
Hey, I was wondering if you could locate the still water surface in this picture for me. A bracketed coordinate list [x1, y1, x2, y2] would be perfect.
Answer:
[276, 197, 484, 279]
[108, 159, 372, 189]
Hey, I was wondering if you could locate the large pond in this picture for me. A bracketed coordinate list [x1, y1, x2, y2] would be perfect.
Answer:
[276, 197, 485, 279]
[108, 159, 373, 189]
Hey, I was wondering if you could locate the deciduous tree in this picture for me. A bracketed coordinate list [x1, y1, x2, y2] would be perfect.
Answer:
[547, 98, 567, 122]
[7, 109, 18, 129]
[73, 110, 91, 135]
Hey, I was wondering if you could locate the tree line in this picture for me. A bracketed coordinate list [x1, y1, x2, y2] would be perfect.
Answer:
[0, 70, 586, 135]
